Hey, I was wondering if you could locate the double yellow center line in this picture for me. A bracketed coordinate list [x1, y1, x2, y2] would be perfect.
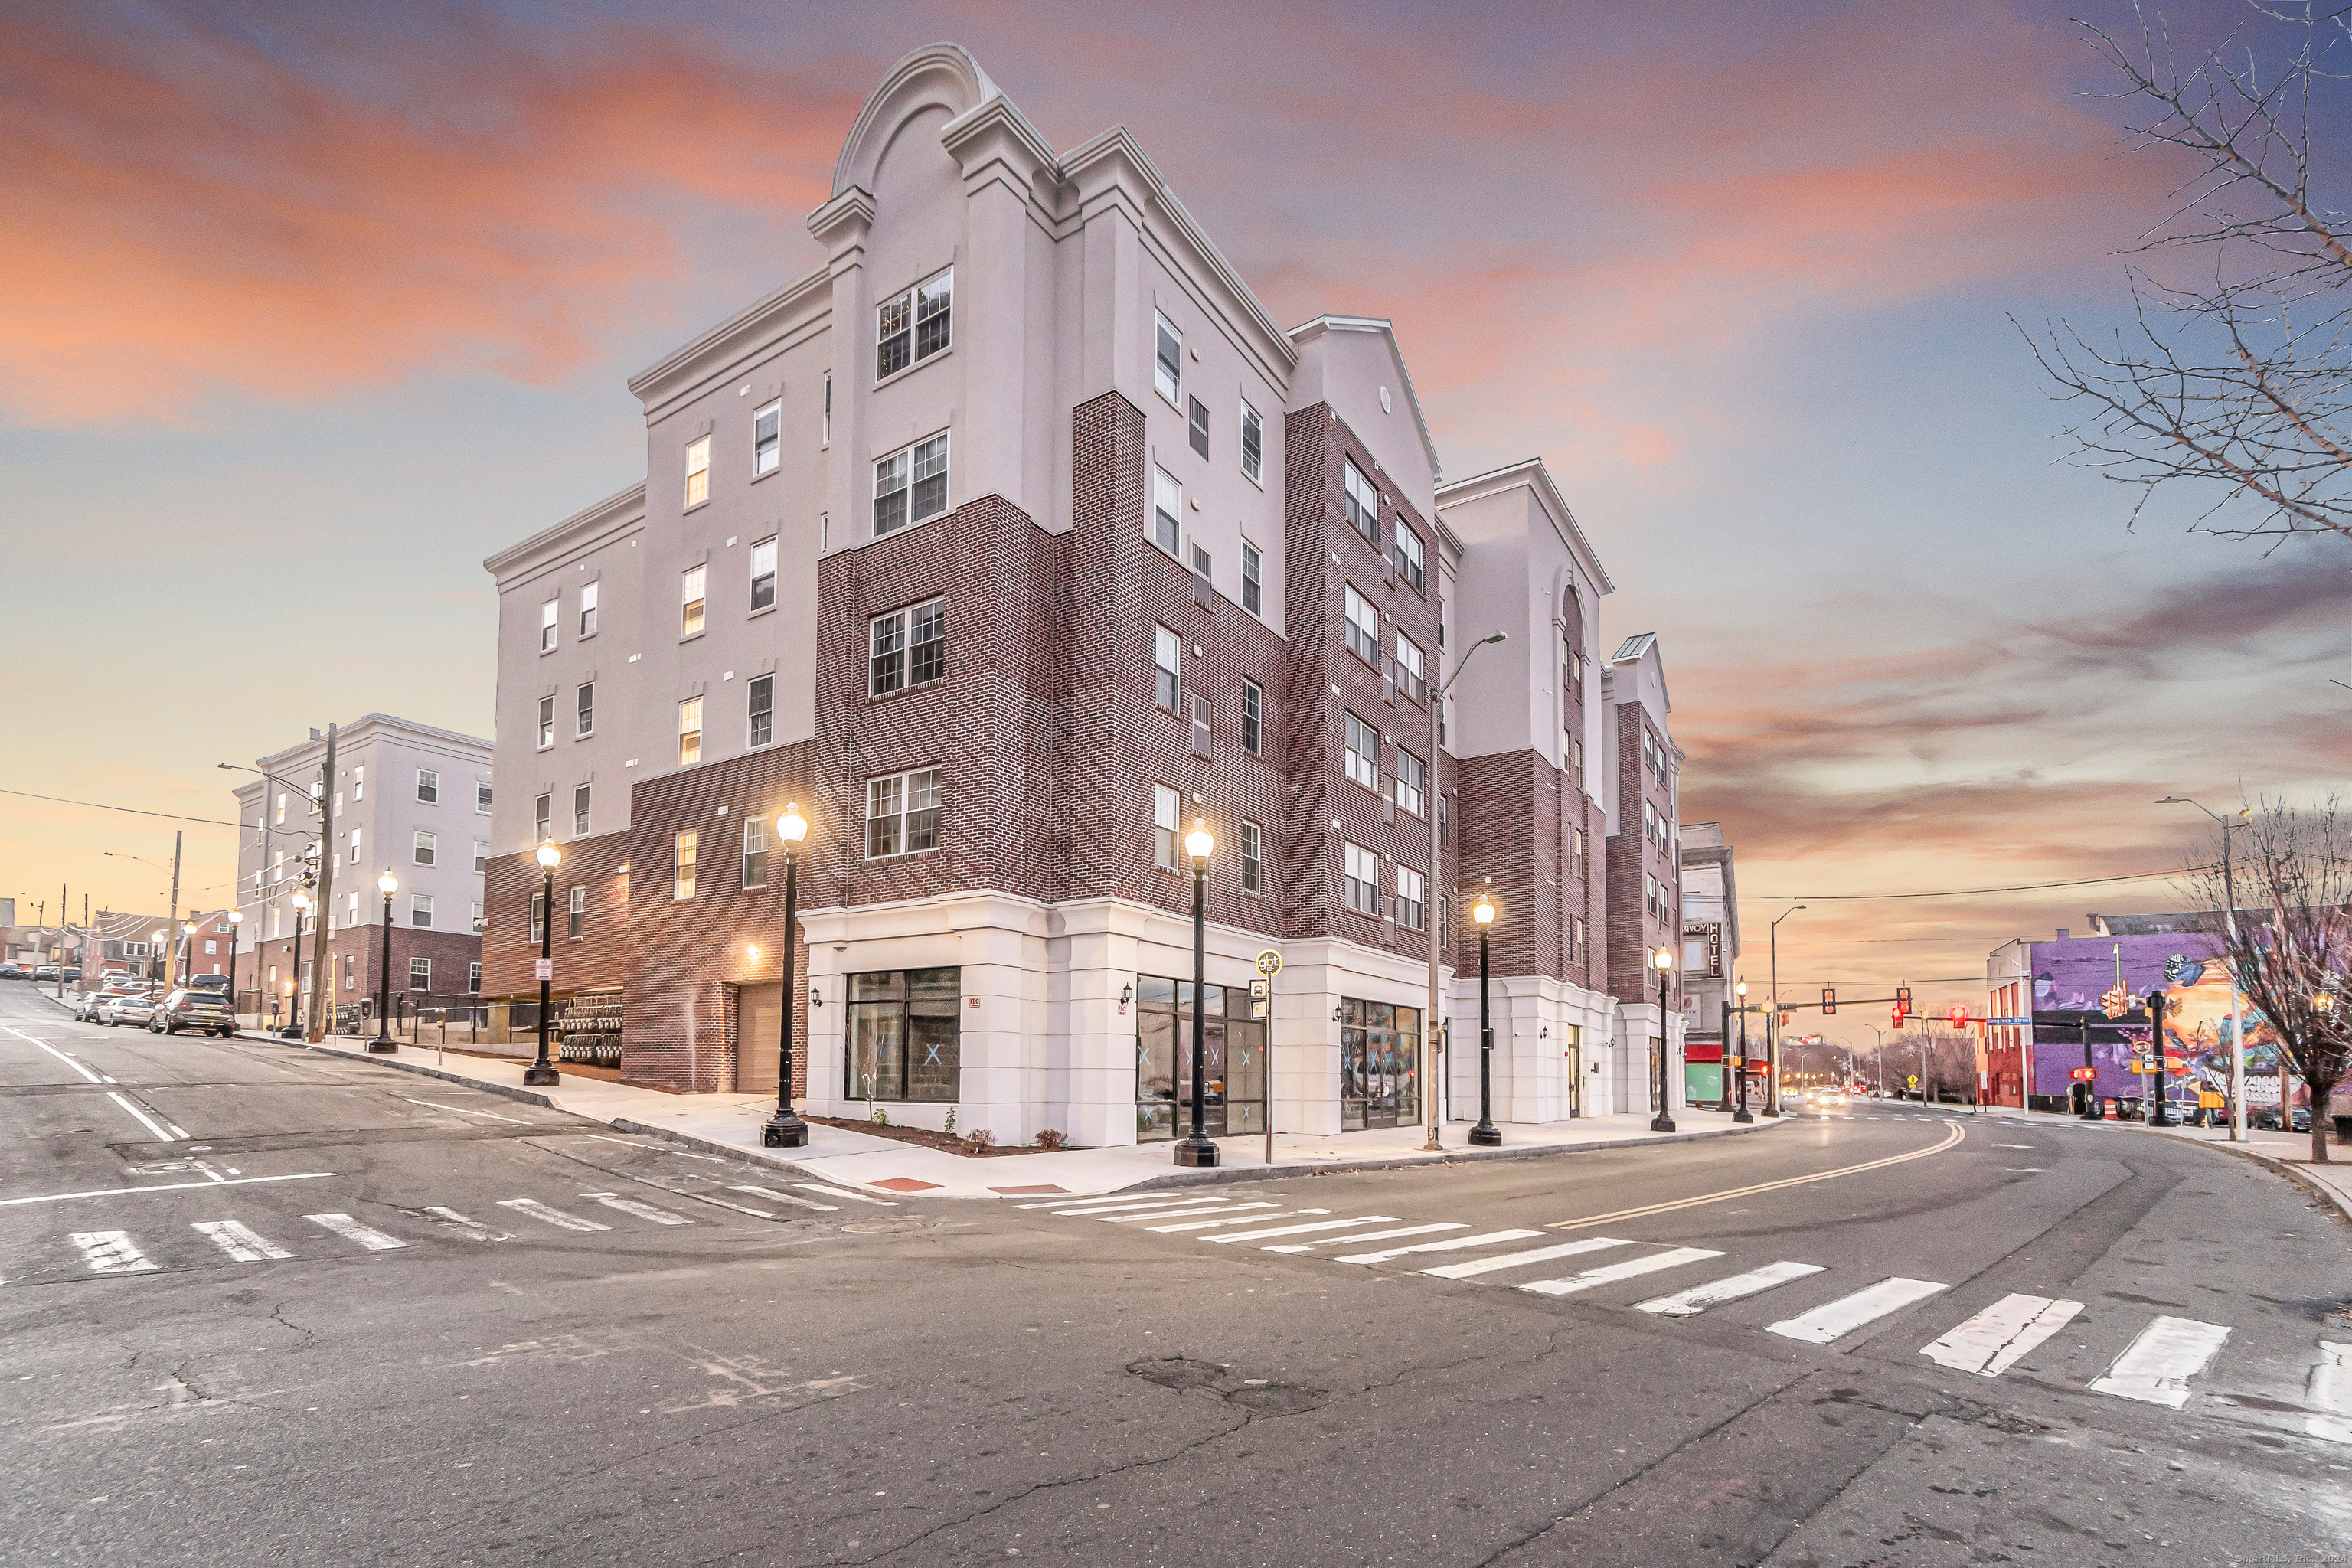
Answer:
[1547, 1121, 1966, 1232]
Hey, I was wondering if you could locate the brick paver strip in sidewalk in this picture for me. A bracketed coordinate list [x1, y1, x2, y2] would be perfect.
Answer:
[871, 1177, 943, 1192]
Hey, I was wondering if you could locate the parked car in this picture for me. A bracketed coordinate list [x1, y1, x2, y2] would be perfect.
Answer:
[32, 965, 59, 981]
[70, 985, 139, 1021]
[186, 973, 231, 995]
[96, 992, 158, 1027]
[151, 988, 236, 1037]
[60, 967, 81, 982]
[2252, 1106, 2312, 1133]
[0, 963, 25, 980]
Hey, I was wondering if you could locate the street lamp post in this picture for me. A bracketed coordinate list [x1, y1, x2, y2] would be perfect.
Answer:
[1469, 894, 1500, 1146]
[1766, 906, 1805, 1117]
[2145, 988, 2174, 1127]
[1731, 979, 1752, 1123]
[1174, 822, 1218, 1168]
[763, 804, 810, 1149]
[1651, 946, 1677, 1133]
[283, 893, 310, 1037]
[524, 843, 560, 1087]
[2079, 1018, 2100, 1119]
[2157, 797, 2248, 1140]
[371, 871, 398, 1053]
[1424, 629, 1509, 1155]
[226, 910, 243, 1027]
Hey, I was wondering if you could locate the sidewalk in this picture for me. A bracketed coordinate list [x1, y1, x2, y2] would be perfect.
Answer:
[1981, 1101, 2352, 1224]
[241, 1026, 1788, 1199]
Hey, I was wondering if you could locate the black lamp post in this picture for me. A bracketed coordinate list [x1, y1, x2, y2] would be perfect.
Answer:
[1173, 820, 1218, 1168]
[282, 894, 311, 1037]
[1468, 893, 1500, 1146]
[224, 910, 243, 1029]
[2145, 988, 2173, 1126]
[370, 871, 399, 1053]
[1650, 946, 1677, 1133]
[2078, 1018, 2099, 1119]
[1731, 980, 1752, 1123]
[524, 842, 560, 1086]
[763, 803, 810, 1148]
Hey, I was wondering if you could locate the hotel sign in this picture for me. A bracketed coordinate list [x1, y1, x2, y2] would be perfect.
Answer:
[1683, 921, 1722, 978]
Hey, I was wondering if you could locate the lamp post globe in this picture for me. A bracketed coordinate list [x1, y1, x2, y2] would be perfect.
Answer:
[368, 871, 400, 1052]
[1173, 822, 1219, 1168]
[1650, 946, 1677, 1133]
[524, 842, 561, 1086]
[763, 803, 812, 1148]
[1468, 895, 1501, 1146]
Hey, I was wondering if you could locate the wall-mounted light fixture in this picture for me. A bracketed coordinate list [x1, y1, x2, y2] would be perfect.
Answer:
[746, 945, 762, 963]
[1331, 1005, 1344, 1022]
[810, 988, 823, 1008]
[1539, 1027, 1550, 1039]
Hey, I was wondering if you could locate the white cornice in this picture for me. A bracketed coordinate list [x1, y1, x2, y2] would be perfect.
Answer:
[624, 266, 831, 414]
[1436, 459, 1617, 596]
[831, 44, 998, 198]
[257, 713, 492, 771]
[483, 482, 645, 583]
[1289, 315, 1445, 483]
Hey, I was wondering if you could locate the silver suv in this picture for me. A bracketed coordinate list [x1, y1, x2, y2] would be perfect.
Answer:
[152, 988, 237, 1037]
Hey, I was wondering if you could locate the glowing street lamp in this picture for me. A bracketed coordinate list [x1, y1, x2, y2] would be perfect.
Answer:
[763, 804, 812, 1148]
[371, 871, 400, 1053]
[1651, 946, 1677, 1133]
[1174, 822, 1218, 1168]
[524, 843, 561, 1086]
[1468, 893, 1501, 1147]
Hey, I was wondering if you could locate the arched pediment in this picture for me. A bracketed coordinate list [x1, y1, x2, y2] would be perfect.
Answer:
[832, 44, 998, 199]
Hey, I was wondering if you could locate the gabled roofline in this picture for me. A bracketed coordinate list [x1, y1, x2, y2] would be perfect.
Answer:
[1436, 459, 1616, 595]
[483, 482, 647, 581]
[831, 44, 1001, 198]
[624, 265, 830, 412]
[1287, 315, 1443, 482]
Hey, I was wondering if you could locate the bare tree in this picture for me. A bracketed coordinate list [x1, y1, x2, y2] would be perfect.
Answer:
[2022, 3, 2352, 544]
[2182, 795, 2352, 1160]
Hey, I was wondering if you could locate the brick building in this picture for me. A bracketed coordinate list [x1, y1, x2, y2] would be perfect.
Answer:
[1602, 632, 1686, 1114]
[1677, 821, 1741, 1105]
[479, 44, 1657, 1144]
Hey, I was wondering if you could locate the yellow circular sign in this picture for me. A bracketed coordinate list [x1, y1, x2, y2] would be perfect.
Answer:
[1255, 949, 1282, 978]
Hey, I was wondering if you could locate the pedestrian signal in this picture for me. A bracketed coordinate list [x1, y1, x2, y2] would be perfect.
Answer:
[1821, 988, 1837, 1015]
[1890, 1006, 1903, 1027]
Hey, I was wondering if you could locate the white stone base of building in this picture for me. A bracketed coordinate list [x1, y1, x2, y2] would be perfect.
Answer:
[1442, 973, 1621, 1124]
[1611, 1002, 1691, 1119]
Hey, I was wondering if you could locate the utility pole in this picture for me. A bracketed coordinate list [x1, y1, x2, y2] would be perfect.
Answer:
[55, 880, 67, 997]
[1766, 906, 1805, 1118]
[305, 724, 338, 1042]
[162, 831, 182, 991]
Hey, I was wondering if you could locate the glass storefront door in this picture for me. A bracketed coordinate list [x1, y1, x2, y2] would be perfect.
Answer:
[1341, 998, 1420, 1130]
[1136, 977, 1264, 1141]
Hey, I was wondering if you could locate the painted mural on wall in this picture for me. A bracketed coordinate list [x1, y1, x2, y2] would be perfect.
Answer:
[2027, 932, 2286, 1105]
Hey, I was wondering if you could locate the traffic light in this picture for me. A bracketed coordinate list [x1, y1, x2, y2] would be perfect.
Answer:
[1821, 988, 1837, 1016]
[1890, 1005, 1903, 1028]
[1948, 1004, 1967, 1029]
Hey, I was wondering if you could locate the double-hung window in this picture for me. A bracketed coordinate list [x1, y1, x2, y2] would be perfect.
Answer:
[411, 894, 434, 929]
[866, 768, 941, 858]
[1152, 786, 1179, 870]
[750, 537, 776, 611]
[1643, 799, 1658, 849]
[576, 681, 594, 737]
[541, 599, 558, 652]
[675, 831, 697, 900]
[681, 565, 706, 636]
[534, 793, 551, 842]
[1344, 711, 1380, 792]
[1343, 843, 1380, 916]
[870, 598, 945, 695]
[1393, 521, 1425, 594]
[748, 674, 774, 746]
[1152, 469, 1181, 554]
[469, 962, 482, 994]
[529, 891, 545, 943]
[416, 769, 438, 804]
[1342, 459, 1377, 541]
[1342, 585, 1379, 666]
[678, 697, 702, 766]
[1153, 314, 1182, 406]
[753, 401, 781, 475]
[876, 269, 952, 380]
[1241, 679, 1263, 754]
[567, 886, 585, 939]
[409, 956, 431, 990]
[1393, 634, 1426, 701]
[413, 831, 436, 867]
[353, 766, 364, 801]
[1393, 747, 1426, 818]
[1187, 396, 1209, 459]
[579, 582, 598, 637]
[741, 817, 768, 889]
[1395, 865, 1426, 930]
[476, 782, 493, 815]
[1240, 821, 1263, 894]
[1153, 626, 1181, 711]
[684, 436, 710, 508]
[473, 841, 487, 873]
[348, 828, 362, 864]
[1240, 400, 1263, 483]
[573, 785, 591, 836]
[874, 433, 949, 534]
[1240, 541, 1263, 616]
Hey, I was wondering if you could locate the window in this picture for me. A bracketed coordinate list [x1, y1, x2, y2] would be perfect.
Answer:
[1153, 313, 1182, 406]
[1343, 459, 1377, 541]
[1344, 711, 1380, 792]
[534, 793, 551, 842]
[1187, 395, 1209, 459]
[352, 765, 364, 801]
[1240, 400, 1263, 483]
[750, 536, 776, 612]
[1240, 820, 1263, 894]
[469, 962, 482, 995]
[537, 695, 555, 750]
[415, 769, 437, 803]
[1643, 799, 1658, 849]
[877, 268, 952, 379]
[348, 828, 362, 864]
[748, 674, 774, 746]
[567, 885, 585, 940]
[871, 598, 946, 695]
[1645, 872, 1660, 919]
[579, 582, 598, 637]
[1439, 795, 1450, 849]
[1439, 896, 1450, 949]
[1393, 747, 1426, 817]
[1574, 916, 1586, 954]
[573, 785, 591, 836]
[275, 792, 286, 825]
[1344, 843, 1380, 916]
[1152, 785, 1179, 870]
[345, 890, 358, 928]
[753, 400, 781, 475]
[684, 435, 710, 508]
[1241, 541, 1263, 616]
[681, 565, 706, 637]
[473, 841, 487, 874]
[1153, 626, 1181, 711]
[576, 681, 594, 737]
[1191, 544, 1213, 598]
[1395, 865, 1426, 930]
[411, 893, 433, 929]
[822, 371, 831, 443]
[1241, 679, 1263, 754]
[844, 967, 961, 1102]
[874, 433, 949, 534]
[409, 956, 431, 991]
[530, 892, 545, 943]
[1642, 729, 1655, 776]
[866, 768, 941, 858]
[541, 598, 558, 652]
[1574, 826, 1586, 874]
[741, 817, 768, 889]
[674, 831, 697, 900]
[1343, 584, 1379, 666]
[1393, 634, 1426, 701]
[1152, 468, 1181, 554]
[678, 697, 702, 766]
[1393, 521, 1425, 594]
[413, 831, 436, 867]
[1570, 737, 1583, 777]
[477, 781, 492, 815]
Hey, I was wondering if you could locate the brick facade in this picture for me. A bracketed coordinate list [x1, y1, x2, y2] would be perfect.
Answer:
[1606, 700, 1678, 1013]
[1454, 750, 1597, 990]
[481, 829, 630, 999]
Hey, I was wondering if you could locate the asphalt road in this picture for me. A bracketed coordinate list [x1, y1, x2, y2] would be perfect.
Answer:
[2, 982, 2347, 1566]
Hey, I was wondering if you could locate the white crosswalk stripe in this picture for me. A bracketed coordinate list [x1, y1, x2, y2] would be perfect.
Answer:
[421, 1206, 508, 1241]
[1334, 1229, 1547, 1265]
[727, 1184, 840, 1213]
[193, 1220, 291, 1262]
[1209, 1215, 1397, 1243]
[1423, 1236, 1632, 1281]
[1769, 1277, 1946, 1344]
[1102, 1202, 1276, 1224]
[1149, 1207, 1328, 1233]
[2308, 1343, 2352, 1445]
[1919, 1293, 2083, 1377]
[497, 1198, 609, 1233]
[1264, 1222, 1465, 1254]
[1040, 1195, 1206, 1216]
[1636, 1260, 1825, 1316]
[1520, 1246, 1723, 1297]
[583, 1193, 692, 1225]
[306, 1213, 407, 1250]
[73, 1230, 155, 1274]
[2090, 1315, 2230, 1408]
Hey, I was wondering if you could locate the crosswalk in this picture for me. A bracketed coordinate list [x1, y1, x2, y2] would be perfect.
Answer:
[1022, 1190, 2349, 1429]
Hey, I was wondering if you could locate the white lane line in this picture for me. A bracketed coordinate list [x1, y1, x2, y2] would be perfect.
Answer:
[1520, 1247, 1724, 1297]
[795, 1184, 897, 1207]
[1769, 1278, 1949, 1344]
[73, 1231, 155, 1273]
[421, 1207, 508, 1241]
[1424, 1236, 1635, 1281]
[163, 1121, 191, 1139]
[1102, 1203, 1277, 1224]
[193, 1220, 291, 1263]
[1335, 1229, 1547, 1266]
[583, 1192, 692, 1225]
[1920, 1293, 2084, 1377]
[0, 1172, 333, 1207]
[105, 1092, 178, 1142]
[585, 1134, 659, 1148]
[1636, 1261, 1827, 1317]
[1547, 1122, 1966, 1233]
[2090, 1315, 2231, 1408]
[1263, 1222, 1467, 1254]
[1040, 1195, 1206, 1215]
[2308, 1343, 2352, 1445]
[306, 1213, 408, 1250]
[2, 1025, 102, 1083]
[1148, 1208, 1328, 1233]
[498, 1197, 609, 1233]
[727, 1184, 839, 1213]
[393, 1096, 531, 1125]
[1210, 1215, 1398, 1243]
[1990, 1144, 2036, 1150]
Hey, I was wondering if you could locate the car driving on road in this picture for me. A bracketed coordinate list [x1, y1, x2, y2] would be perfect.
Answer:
[151, 988, 236, 1037]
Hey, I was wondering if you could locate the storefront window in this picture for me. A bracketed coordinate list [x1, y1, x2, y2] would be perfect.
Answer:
[845, 967, 960, 1102]
[1135, 976, 1264, 1142]
[1341, 998, 1421, 1130]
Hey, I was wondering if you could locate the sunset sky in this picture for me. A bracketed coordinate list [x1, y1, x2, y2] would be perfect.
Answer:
[2, 0, 2344, 1050]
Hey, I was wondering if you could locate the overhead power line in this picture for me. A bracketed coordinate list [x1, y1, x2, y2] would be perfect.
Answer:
[0, 787, 242, 830]
[1740, 866, 2212, 903]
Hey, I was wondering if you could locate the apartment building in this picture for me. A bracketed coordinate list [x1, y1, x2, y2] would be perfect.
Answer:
[479, 44, 1654, 1143]
[232, 714, 492, 1024]
[1602, 632, 1684, 1112]
[1677, 821, 1741, 1104]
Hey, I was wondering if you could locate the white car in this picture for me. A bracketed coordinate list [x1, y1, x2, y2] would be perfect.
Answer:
[71, 987, 137, 1022]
